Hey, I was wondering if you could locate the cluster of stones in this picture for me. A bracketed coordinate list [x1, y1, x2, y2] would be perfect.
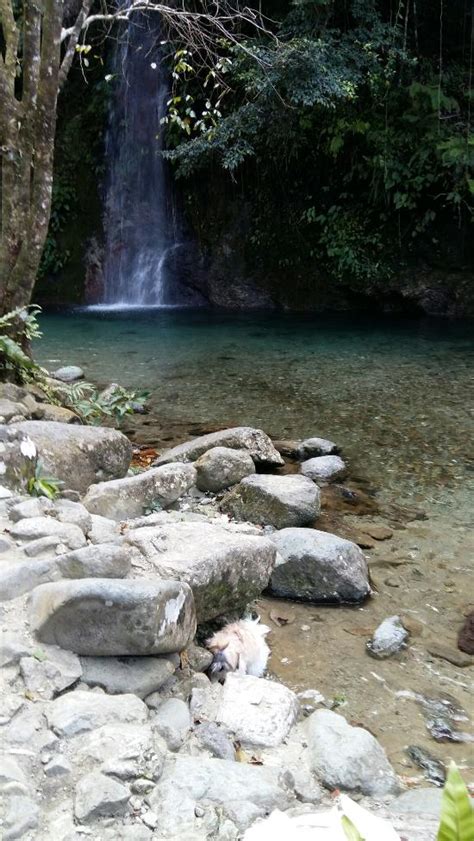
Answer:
[0, 406, 428, 840]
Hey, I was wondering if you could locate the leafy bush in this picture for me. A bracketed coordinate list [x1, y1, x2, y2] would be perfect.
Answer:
[0, 307, 46, 384]
[57, 381, 149, 426]
[27, 460, 63, 500]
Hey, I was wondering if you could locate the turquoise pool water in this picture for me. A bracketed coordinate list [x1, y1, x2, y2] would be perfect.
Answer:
[35, 308, 473, 516]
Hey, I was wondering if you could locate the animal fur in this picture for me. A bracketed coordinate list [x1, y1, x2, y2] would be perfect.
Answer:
[206, 618, 271, 680]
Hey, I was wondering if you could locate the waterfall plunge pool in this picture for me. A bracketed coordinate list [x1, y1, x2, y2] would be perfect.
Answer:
[35, 308, 474, 781]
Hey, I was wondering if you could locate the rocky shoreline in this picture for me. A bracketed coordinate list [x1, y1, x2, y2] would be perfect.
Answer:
[0, 381, 472, 840]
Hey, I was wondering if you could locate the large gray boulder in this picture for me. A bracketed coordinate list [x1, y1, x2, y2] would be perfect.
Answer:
[0, 544, 131, 601]
[82, 462, 197, 521]
[300, 455, 347, 483]
[305, 709, 399, 796]
[153, 426, 284, 468]
[221, 474, 320, 529]
[0, 425, 37, 494]
[11, 421, 132, 493]
[191, 674, 299, 748]
[195, 447, 256, 492]
[30, 578, 196, 655]
[46, 689, 148, 737]
[267, 528, 370, 603]
[147, 755, 292, 836]
[8, 496, 92, 533]
[125, 521, 276, 622]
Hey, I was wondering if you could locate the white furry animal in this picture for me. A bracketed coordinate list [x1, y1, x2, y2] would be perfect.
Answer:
[206, 618, 271, 680]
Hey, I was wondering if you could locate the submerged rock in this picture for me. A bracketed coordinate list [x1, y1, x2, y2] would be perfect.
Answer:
[458, 611, 474, 655]
[11, 421, 132, 493]
[267, 528, 370, 603]
[305, 709, 399, 796]
[300, 455, 347, 483]
[153, 426, 284, 467]
[195, 446, 255, 492]
[125, 521, 276, 622]
[51, 365, 84, 382]
[30, 578, 196, 655]
[406, 745, 446, 786]
[297, 437, 339, 459]
[366, 616, 408, 659]
[221, 474, 320, 529]
[83, 462, 197, 521]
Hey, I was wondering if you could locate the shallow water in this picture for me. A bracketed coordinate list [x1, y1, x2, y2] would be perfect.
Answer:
[35, 308, 474, 784]
[36, 308, 473, 515]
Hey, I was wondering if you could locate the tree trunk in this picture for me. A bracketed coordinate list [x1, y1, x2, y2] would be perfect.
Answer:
[0, 0, 63, 316]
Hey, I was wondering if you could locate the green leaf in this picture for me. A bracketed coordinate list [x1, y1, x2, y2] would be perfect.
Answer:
[437, 762, 474, 841]
[341, 815, 364, 841]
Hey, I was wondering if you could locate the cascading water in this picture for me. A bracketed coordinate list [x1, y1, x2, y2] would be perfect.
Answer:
[102, 10, 182, 306]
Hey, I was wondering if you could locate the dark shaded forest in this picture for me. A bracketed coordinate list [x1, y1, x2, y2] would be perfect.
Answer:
[39, 0, 473, 314]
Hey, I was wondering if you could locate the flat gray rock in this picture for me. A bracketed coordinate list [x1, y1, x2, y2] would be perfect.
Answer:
[12, 421, 132, 494]
[300, 455, 347, 483]
[191, 674, 298, 748]
[30, 578, 196, 655]
[305, 709, 399, 796]
[221, 474, 320, 529]
[82, 462, 197, 521]
[46, 689, 148, 737]
[74, 771, 129, 821]
[267, 528, 370, 603]
[125, 521, 276, 622]
[195, 446, 256, 492]
[20, 646, 82, 700]
[0, 544, 131, 602]
[80, 654, 175, 697]
[154, 426, 284, 467]
[9, 515, 86, 549]
[297, 437, 339, 459]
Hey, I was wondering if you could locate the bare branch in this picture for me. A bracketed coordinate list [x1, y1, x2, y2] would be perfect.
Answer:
[59, 0, 94, 88]
[61, 1, 277, 71]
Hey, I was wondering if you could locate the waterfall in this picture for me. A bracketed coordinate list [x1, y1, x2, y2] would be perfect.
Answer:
[102, 11, 182, 306]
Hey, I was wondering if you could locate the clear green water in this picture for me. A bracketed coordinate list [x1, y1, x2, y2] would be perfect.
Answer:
[35, 309, 473, 517]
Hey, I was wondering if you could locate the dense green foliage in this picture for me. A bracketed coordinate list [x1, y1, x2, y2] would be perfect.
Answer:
[164, 0, 473, 289]
[0, 307, 45, 383]
[36, 66, 108, 303]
